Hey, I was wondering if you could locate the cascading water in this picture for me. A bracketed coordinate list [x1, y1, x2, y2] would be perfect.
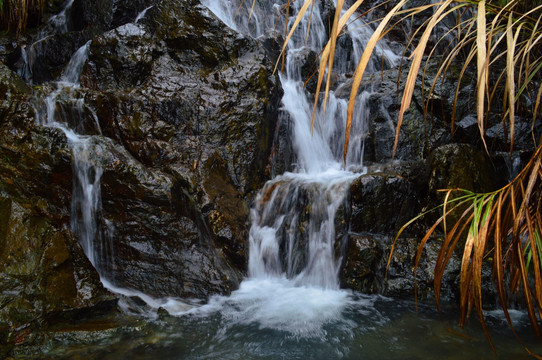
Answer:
[35, 5, 152, 278]
[39, 40, 105, 268]
[17, 0, 76, 83]
[32, 0, 397, 327]
[192, 0, 399, 335]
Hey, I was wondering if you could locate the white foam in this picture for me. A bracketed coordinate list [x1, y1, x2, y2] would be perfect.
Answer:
[180, 278, 356, 338]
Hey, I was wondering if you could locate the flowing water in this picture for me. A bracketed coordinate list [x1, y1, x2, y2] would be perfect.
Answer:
[21, 1, 542, 358]
[39, 41, 106, 268]
[191, 0, 393, 339]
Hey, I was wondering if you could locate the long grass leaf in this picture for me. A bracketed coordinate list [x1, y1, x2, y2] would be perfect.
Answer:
[476, 0, 489, 154]
[518, 241, 542, 338]
[345, 0, 408, 163]
[323, 0, 345, 117]
[526, 214, 542, 310]
[309, 0, 367, 131]
[506, 15, 516, 153]
[533, 81, 542, 145]
[393, 0, 454, 158]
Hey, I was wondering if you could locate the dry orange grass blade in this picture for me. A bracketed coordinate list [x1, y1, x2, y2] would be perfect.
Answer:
[526, 213, 542, 311]
[506, 14, 516, 152]
[346, 0, 408, 163]
[518, 238, 542, 338]
[532, 80, 541, 143]
[434, 211, 471, 313]
[311, 0, 366, 132]
[305, 0, 316, 44]
[249, 0, 256, 22]
[476, 0, 489, 154]
[472, 196, 495, 347]
[322, 0, 345, 117]
[392, 0, 454, 158]
[492, 190, 521, 339]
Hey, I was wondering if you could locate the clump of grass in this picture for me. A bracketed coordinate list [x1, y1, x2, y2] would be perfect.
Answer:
[393, 143, 542, 354]
[281, 0, 542, 353]
[0, 0, 46, 36]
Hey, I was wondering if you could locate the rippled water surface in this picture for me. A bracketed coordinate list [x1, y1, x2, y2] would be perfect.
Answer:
[38, 286, 541, 360]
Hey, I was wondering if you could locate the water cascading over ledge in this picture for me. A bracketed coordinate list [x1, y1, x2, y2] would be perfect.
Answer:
[201, 0, 399, 292]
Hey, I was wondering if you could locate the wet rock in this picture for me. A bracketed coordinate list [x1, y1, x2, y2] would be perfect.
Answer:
[70, 0, 151, 34]
[0, 64, 114, 334]
[350, 163, 427, 235]
[0, 65, 71, 222]
[340, 233, 461, 301]
[0, 199, 114, 328]
[76, 0, 282, 293]
[384, 235, 460, 300]
[268, 111, 296, 177]
[6, 0, 152, 83]
[82, 0, 282, 193]
[364, 68, 453, 162]
[340, 233, 384, 293]
[69, 136, 242, 299]
[428, 143, 500, 198]
[485, 118, 541, 152]
[425, 143, 502, 233]
[292, 47, 318, 93]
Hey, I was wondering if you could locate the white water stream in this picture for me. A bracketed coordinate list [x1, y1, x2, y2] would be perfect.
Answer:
[36, 5, 150, 273]
[40, 40, 105, 267]
[190, 0, 400, 335]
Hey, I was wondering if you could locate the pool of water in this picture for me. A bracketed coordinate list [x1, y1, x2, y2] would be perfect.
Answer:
[32, 283, 542, 360]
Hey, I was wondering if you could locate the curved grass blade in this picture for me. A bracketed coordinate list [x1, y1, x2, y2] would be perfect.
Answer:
[346, 0, 409, 163]
[393, 0, 454, 158]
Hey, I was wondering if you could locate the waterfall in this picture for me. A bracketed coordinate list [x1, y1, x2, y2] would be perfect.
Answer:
[135, 6, 154, 23]
[40, 40, 106, 269]
[193, 0, 399, 335]
[34, 1, 158, 282]
[34, 0, 110, 273]
[16, 0, 76, 83]
[30, 0, 397, 328]
[203, 0, 396, 288]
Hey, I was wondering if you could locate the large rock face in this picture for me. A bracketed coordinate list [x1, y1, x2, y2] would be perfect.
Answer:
[0, 64, 114, 344]
[0, 0, 283, 331]
[73, 0, 282, 298]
